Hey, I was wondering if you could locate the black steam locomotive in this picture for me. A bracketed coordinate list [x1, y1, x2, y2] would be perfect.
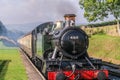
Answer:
[18, 14, 108, 80]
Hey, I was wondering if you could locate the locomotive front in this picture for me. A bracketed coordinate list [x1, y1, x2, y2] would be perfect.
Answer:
[46, 14, 108, 80]
[51, 14, 88, 59]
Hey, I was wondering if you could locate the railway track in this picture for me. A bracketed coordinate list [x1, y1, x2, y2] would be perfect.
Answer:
[19, 48, 46, 80]
[19, 51, 120, 80]
[19, 50, 120, 80]
[102, 61, 120, 78]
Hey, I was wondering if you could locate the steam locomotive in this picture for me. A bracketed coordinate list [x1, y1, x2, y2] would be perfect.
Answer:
[18, 14, 108, 80]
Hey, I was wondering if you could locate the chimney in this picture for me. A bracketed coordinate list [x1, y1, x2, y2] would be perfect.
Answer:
[64, 14, 76, 27]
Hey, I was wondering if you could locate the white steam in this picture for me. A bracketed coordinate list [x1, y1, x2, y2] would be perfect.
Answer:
[0, 36, 16, 45]
[0, 0, 80, 24]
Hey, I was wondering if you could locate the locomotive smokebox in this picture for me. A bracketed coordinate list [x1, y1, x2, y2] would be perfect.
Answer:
[64, 14, 76, 27]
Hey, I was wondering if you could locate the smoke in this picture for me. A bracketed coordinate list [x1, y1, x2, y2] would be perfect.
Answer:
[23, 0, 78, 22]
[0, 36, 16, 45]
[36, 0, 78, 20]
[0, 0, 80, 24]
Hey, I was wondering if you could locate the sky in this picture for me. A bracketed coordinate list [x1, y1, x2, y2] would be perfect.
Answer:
[0, 0, 115, 25]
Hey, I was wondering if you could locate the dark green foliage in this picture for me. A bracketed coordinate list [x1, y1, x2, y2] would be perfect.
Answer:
[79, 0, 109, 22]
[87, 20, 120, 27]
[79, 0, 120, 34]
[79, 0, 120, 21]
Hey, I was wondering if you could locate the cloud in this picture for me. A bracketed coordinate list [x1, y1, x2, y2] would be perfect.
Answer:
[0, 0, 86, 24]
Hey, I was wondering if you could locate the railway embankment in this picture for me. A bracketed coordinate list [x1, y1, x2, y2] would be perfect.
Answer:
[88, 34, 120, 65]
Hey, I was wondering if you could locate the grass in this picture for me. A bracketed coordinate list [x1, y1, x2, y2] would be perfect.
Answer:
[0, 41, 28, 80]
[0, 41, 17, 49]
[88, 34, 120, 62]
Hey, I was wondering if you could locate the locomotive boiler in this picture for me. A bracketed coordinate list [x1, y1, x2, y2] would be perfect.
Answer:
[18, 14, 108, 80]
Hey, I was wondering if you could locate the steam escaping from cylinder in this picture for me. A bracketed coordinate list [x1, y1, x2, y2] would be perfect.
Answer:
[0, 36, 17, 45]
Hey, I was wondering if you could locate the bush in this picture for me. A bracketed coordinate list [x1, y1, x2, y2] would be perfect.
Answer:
[84, 20, 120, 27]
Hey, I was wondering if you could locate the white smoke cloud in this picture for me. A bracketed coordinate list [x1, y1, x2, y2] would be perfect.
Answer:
[0, 0, 86, 24]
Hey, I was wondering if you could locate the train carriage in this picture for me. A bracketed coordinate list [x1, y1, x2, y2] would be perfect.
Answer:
[18, 33, 33, 57]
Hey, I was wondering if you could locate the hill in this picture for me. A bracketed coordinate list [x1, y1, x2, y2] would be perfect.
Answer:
[0, 21, 23, 47]
[0, 21, 7, 36]
[88, 34, 120, 64]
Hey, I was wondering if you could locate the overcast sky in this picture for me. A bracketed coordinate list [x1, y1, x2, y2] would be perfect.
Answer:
[0, 0, 115, 25]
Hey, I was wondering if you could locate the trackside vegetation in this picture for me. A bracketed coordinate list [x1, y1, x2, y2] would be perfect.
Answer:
[88, 34, 120, 64]
[85, 20, 120, 27]
[79, 0, 120, 34]
[0, 41, 28, 80]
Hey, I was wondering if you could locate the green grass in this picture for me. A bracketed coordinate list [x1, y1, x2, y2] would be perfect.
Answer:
[88, 34, 120, 61]
[0, 41, 17, 49]
[0, 41, 28, 80]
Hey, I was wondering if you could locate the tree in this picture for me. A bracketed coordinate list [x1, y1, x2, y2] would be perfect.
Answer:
[106, 0, 120, 34]
[79, 0, 120, 35]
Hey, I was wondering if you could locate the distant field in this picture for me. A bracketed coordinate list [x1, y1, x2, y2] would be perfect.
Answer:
[0, 41, 17, 49]
[0, 41, 28, 80]
[88, 34, 120, 64]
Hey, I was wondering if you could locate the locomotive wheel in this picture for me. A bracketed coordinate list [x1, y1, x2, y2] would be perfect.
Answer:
[97, 71, 106, 80]
[56, 72, 66, 80]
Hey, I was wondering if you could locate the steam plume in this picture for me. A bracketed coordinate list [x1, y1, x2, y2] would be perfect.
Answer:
[0, 36, 16, 45]
[0, 0, 79, 24]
